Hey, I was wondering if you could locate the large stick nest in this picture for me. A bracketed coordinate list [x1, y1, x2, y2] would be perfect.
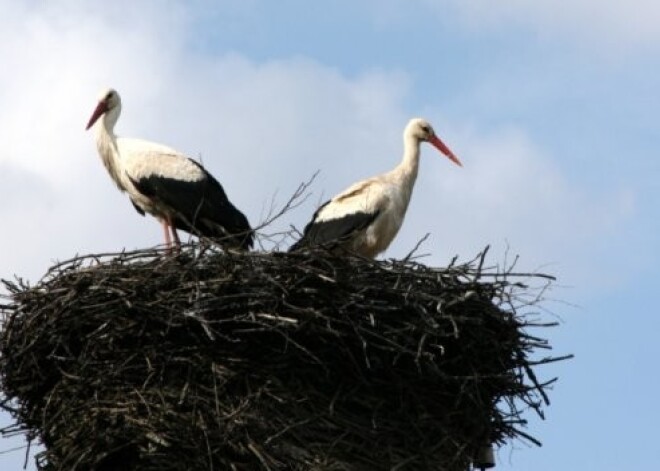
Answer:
[0, 246, 567, 470]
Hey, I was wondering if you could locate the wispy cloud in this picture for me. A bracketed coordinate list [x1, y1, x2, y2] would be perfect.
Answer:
[358, 0, 660, 52]
[442, 0, 660, 52]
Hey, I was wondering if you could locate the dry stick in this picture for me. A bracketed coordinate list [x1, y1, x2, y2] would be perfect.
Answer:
[402, 233, 431, 263]
[255, 171, 319, 234]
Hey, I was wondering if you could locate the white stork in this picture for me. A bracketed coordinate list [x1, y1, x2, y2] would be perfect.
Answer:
[86, 88, 253, 250]
[289, 118, 461, 257]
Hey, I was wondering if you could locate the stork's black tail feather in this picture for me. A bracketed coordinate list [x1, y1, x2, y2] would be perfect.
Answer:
[180, 171, 254, 250]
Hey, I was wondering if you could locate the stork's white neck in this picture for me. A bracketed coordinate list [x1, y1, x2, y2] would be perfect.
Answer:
[390, 133, 422, 199]
[94, 106, 125, 191]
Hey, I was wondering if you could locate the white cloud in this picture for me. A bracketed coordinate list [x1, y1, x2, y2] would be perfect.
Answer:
[0, 2, 639, 284]
[361, 0, 660, 52]
[442, 0, 660, 52]
[0, 0, 414, 284]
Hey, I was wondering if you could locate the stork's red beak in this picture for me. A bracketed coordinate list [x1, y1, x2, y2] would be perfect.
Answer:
[85, 101, 108, 130]
[429, 135, 462, 167]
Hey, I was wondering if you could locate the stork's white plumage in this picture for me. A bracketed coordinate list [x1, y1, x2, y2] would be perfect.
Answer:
[86, 88, 253, 250]
[290, 118, 461, 258]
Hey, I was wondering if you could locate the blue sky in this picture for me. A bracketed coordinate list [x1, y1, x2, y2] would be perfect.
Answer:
[0, 1, 658, 469]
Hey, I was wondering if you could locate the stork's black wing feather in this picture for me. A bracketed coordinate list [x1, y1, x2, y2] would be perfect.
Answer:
[289, 201, 379, 252]
[129, 161, 253, 250]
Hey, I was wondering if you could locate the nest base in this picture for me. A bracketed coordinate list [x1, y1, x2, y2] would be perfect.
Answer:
[0, 247, 564, 470]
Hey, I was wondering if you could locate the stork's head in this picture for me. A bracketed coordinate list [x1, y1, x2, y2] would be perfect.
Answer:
[86, 88, 121, 130]
[406, 118, 462, 167]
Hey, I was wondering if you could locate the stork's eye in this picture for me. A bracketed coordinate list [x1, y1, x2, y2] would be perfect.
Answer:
[421, 125, 431, 134]
[105, 91, 114, 100]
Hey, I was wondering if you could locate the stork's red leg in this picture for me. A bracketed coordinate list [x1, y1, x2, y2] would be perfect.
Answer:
[163, 216, 181, 252]
[162, 220, 172, 249]
[170, 224, 181, 250]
